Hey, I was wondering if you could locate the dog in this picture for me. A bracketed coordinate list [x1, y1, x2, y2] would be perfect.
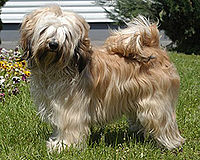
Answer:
[20, 5, 184, 152]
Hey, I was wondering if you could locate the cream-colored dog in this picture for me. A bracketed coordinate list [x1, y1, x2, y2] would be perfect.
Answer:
[20, 6, 184, 152]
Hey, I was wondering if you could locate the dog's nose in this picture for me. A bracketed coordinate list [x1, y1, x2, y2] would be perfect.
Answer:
[49, 41, 58, 50]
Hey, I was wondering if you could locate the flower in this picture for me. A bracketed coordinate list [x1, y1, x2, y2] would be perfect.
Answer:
[12, 76, 20, 84]
[0, 76, 5, 89]
[0, 93, 5, 96]
[0, 92, 5, 102]
[0, 46, 31, 100]
[0, 76, 5, 85]
[24, 70, 31, 77]
[12, 87, 19, 95]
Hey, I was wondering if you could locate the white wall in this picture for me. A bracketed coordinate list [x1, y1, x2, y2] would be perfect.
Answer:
[1, 0, 113, 23]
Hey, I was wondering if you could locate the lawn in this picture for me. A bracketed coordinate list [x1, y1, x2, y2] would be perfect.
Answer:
[0, 49, 199, 160]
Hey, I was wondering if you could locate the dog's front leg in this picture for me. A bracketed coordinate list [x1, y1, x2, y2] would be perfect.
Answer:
[46, 105, 91, 152]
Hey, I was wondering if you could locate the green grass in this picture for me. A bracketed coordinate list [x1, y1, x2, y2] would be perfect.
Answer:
[0, 53, 199, 159]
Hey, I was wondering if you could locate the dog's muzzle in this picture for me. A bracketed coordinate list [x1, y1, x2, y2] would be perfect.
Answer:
[48, 39, 59, 51]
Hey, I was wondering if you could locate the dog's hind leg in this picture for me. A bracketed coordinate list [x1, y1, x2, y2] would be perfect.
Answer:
[136, 96, 184, 150]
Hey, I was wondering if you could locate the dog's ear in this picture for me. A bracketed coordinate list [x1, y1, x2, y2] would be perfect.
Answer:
[20, 7, 47, 60]
[19, 9, 37, 61]
[18, 41, 32, 62]
[74, 43, 88, 73]
[74, 38, 91, 73]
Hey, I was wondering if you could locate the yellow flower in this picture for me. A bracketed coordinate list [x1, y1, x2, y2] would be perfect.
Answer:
[5, 63, 13, 71]
[14, 63, 19, 68]
[0, 61, 7, 69]
[17, 60, 27, 69]
[24, 70, 31, 77]
[17, 62, 23, 69]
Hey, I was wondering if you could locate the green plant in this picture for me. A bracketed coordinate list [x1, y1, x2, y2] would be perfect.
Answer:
[151, 0, 200, 54]
[101, 0, 153, 25]
[102, 0, 200, 55]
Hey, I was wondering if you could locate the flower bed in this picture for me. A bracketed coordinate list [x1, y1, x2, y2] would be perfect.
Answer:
[0, 47, 30, 102]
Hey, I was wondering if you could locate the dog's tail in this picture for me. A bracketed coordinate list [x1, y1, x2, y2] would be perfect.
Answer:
[105, 15, 160, 62]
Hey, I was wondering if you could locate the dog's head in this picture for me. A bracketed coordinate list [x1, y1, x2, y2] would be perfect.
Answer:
[20, 5, 91, 73]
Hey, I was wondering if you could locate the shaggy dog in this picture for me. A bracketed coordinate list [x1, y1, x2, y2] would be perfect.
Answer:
[20, 6, 184, 152]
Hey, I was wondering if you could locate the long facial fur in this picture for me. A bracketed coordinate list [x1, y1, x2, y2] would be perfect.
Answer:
[20, 6, 184, 152]
[20, 5, 91, 73]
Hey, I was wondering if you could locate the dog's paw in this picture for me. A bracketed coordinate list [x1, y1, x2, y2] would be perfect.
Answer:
[46, 138, 67, 153]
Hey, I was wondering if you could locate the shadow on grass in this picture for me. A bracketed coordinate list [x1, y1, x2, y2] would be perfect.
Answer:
[89, 126, 146, 147]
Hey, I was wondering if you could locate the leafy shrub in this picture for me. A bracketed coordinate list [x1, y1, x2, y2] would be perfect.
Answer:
[101, 0, 153, 25]
[101, 0, 200, 54]
[151, 0, 200, 54]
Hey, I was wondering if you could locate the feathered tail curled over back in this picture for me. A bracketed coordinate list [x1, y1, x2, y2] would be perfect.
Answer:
[105, 15, 160, 62]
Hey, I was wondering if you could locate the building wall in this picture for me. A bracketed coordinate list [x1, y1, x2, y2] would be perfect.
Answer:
[0, 0, 171, 48]
[0, 0, 117, 45]
[1, 0, 113, 23]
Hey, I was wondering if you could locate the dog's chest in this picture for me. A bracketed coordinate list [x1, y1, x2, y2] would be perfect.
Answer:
[31, 72, 75, 104]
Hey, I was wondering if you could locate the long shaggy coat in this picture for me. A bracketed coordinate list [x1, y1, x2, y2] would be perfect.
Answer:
[20, 6, 184, 152]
